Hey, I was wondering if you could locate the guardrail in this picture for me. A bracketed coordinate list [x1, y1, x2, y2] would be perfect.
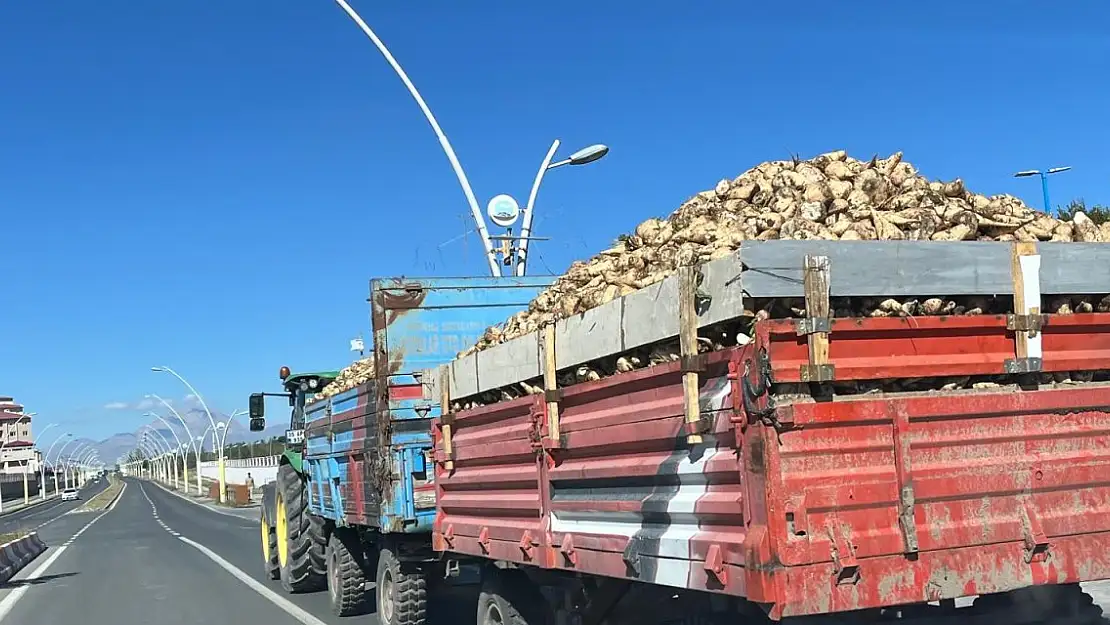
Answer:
[0, 532, 46, 582]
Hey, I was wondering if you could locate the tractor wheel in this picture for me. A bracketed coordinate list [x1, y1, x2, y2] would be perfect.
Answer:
[327, 529, 369, 616]
[376, 547, 428, 625]
[260, 496, 279, 580]
[275, 463, 326, 593]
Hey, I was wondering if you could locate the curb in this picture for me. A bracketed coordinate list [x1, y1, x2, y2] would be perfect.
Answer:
[0, 532, 47, 584]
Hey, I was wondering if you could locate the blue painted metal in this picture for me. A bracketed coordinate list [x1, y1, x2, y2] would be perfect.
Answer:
[301, 275, 554, 534]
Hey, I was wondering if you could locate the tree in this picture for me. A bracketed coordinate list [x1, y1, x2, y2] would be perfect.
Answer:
[1057, 199, 1110, 225]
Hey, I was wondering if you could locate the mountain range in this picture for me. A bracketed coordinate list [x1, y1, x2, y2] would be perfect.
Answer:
[78, 406, 287, 467]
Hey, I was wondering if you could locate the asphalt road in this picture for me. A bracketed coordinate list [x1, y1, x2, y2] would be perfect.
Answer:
[0, 477, 335, 625]
[1, 476, 1106, 625]
[0, 479, 106, 535]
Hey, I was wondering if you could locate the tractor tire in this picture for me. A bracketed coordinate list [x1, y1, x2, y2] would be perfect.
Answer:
[327, 529, 369, 616]
[376, 547, 428, 625]
[275, 463, 326, 593]
[260, 488, 279, 580]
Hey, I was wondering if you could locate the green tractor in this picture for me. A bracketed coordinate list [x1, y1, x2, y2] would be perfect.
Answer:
[250, 366, 340, 596]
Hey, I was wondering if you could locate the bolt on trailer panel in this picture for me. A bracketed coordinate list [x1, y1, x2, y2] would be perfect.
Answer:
[302, 275, 555, 533]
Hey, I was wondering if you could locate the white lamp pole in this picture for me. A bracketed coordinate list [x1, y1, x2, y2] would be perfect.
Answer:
[330, 0, 500, 276]
[147, 394, 202, 495]
[151, 367, 227, 502]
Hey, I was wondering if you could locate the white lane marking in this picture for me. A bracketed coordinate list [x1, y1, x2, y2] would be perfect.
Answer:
[0, 484, 122, 623]
[137, 483, 326, 624]
[177, 535, 328, 625]
[147, 478, 257, 520]
[0, 545, 69, 622]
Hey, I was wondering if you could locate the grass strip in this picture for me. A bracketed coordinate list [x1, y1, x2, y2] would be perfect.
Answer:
[74, 477, 124, 513]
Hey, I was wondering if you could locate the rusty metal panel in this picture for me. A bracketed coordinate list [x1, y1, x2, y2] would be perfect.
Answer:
[432, 313, 1110, 621]
[760, 313, 1110, 383]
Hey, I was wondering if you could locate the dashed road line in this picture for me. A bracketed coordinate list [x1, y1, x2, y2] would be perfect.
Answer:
[137, 483, 327, 625]
[0, 482, 125, 623]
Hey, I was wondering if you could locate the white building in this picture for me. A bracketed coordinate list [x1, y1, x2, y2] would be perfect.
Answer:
[0, 398, 38, 474]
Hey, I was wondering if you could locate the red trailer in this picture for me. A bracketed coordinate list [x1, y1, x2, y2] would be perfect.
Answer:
[424, 241, 1110, 624]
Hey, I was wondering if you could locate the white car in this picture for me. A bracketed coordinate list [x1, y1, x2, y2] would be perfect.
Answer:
[61, 488, 79, 502]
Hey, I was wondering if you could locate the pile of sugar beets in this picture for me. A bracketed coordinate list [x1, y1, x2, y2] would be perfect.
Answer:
[316, 151, 1110, 406]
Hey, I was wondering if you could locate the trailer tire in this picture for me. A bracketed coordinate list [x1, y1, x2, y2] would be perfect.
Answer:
[327, 530, 368, 616]
[477, 572, 547, 625]
[973, 584, 1107, 625]
[260, 490, 279, 580]
[377, 547, 427, 625]
[276, 463, 326, 593]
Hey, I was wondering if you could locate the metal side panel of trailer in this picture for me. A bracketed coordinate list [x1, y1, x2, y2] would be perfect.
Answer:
[431, 313, 1110, 620]
[302, 275, 555, 533]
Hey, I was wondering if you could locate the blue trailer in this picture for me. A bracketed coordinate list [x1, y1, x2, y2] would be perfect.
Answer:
[250, 275, 552, 622]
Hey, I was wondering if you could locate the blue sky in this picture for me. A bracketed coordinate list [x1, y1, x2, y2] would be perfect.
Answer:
[2, 1, 1108, 441]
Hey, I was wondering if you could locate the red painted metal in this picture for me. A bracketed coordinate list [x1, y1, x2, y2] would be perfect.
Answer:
[432, 313, 1110, 620]
[760, 313, 1110, 383]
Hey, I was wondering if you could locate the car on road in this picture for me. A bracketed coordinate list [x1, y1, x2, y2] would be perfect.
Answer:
[60, 488, 79, 501]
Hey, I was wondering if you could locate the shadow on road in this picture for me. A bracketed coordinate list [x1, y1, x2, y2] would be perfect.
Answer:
[0, 572, 80, 588]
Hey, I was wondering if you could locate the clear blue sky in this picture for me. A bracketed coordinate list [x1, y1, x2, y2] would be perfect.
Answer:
[2, 1, 1108, 441]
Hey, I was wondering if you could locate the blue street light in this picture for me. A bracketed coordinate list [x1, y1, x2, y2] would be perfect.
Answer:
[1014, 166, 1071, 215]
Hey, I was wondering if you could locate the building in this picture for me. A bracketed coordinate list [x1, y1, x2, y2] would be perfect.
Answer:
[0, 397, 38, 474]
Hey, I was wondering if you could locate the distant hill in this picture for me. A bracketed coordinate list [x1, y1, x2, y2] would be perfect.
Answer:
[88, 406, 288, 466]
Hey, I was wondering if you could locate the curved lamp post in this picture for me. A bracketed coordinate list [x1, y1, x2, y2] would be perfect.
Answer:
[151, 367, 227, 502]
[141, 429, 173, 484]
[43, 432, 71, 500]
[515, 141, 609, 276]
[330, 0, 500, 276]
[146, 394, 202, 495]
[146, 414, 188, 490]
[20, 423, 56, 504]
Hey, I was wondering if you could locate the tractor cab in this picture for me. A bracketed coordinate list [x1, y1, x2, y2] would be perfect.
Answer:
[248, 366, 340, 448]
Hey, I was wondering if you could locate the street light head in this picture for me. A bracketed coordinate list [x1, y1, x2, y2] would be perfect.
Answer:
[1013, 170, 1041, 178]
[1047, 166, 1072, 174]
[151, 366, 166, 372]
[568, 144, 609, 166]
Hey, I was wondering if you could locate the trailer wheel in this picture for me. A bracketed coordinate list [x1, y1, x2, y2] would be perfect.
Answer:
[260, 498, 279, 580]
[376, 547, 427, 625]
[974, 584, 1106, 625]
[275, 463, 326, 593]
[477, 572, 547, 625]
[327, 529, 368, 616]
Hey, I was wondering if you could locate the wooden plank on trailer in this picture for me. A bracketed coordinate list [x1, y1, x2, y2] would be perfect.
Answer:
[800, 255, 833, 383]
[438, 366, 455, 471]
[678, 266, 703, 445]
[542, 323, 562, 444]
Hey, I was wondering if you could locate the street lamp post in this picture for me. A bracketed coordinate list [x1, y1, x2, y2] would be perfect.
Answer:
[147, 395, 202, 495]
[64, 444, 92, 488]
[1014, 166, 1071, 215]
[142, 429, 173, 483]
[330, 0, 500, 277]
[146, 414, 188, 490]
[43, 432, 71, 500]
[21, 423, 56, 505]
[515, 141, 609, 276]
[54, 438, 79, 490]
[151, 366, 228, 502]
